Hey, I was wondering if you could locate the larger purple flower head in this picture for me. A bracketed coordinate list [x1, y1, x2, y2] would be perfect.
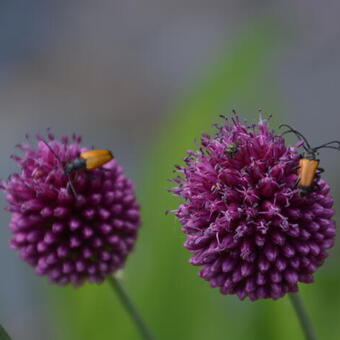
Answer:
[2, 134, 141, 286]
[171, 115, 336, 300]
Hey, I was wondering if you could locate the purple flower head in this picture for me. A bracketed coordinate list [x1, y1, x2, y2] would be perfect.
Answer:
[2, 134, 141, 286]
[171, 114, 336, 301]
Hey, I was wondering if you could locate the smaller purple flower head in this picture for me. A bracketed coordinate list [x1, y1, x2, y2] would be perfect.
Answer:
[171, 114, 336, 301]
[2, 133, 141, 286]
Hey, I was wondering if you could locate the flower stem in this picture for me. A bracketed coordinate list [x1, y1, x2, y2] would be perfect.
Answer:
[108, 276, 155, 340]
[289, 293, 317, 340]
[0, 324, 12, 340]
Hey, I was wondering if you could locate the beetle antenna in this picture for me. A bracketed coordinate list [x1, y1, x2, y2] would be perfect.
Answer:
[313, 140, 340, 151]
[39, 138, 63, 166]
[313, 145, 340, 152]
[279, 129, 310, 153]
[39, 138, 78, 199]
[279, 124, 312, 150]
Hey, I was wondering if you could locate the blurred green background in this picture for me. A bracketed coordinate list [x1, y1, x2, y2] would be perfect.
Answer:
[0, 2, 340, 340]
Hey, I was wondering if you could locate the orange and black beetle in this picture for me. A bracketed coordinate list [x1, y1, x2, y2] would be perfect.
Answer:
[64, 149, 114, 174]
[280, 124, 340, 195]
[41, 140, 113, 198]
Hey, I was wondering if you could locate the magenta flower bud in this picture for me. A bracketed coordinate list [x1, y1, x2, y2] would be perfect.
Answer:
[170, 115, 336, 300]
[1, 134, 141, 286]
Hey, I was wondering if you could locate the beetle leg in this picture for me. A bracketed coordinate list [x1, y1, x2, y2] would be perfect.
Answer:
[317, 167, 325, 174]
[99, 167, 111, 172]
[66, 174, 78, 199]
[293, 178, 300, 188]
[299, 189, 308, 197]
[313, 182, 321, 190]
[292, 166, 301, 171]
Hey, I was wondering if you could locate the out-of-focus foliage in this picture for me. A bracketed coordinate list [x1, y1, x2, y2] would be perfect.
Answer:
[0, 325, 11, 340]
[48, 22, 337, 340]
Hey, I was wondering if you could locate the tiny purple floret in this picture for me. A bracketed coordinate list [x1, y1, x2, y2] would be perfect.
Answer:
[2, 134, 141, 286]
[171, 114, 336, 300]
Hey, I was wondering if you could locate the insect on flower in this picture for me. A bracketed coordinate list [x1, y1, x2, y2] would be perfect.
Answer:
[280, 124, 340, 195]
[225, 142, 240, 158]
[40, 139, 113, 198]
[171, 114, 337, 301]
[2, 133, 141, 285]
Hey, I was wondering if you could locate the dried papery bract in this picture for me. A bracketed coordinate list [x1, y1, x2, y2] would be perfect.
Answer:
[2, 134, 141, 286]
[170, 114, 336, 300]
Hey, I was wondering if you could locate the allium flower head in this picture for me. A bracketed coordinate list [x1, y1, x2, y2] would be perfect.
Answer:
[171, 114, 336, 300]
[2, 134, 141, 286]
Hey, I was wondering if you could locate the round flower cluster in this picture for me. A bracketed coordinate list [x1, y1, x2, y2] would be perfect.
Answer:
[2, 134, 141, 286]
[171, 115, 336, 300]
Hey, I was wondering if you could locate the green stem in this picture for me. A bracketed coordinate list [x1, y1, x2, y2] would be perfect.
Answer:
[289, 293, 317, 340]
[108, 276, 155, 340]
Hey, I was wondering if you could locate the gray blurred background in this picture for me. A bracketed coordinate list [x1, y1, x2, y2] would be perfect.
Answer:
[1, 1, 340, 339]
